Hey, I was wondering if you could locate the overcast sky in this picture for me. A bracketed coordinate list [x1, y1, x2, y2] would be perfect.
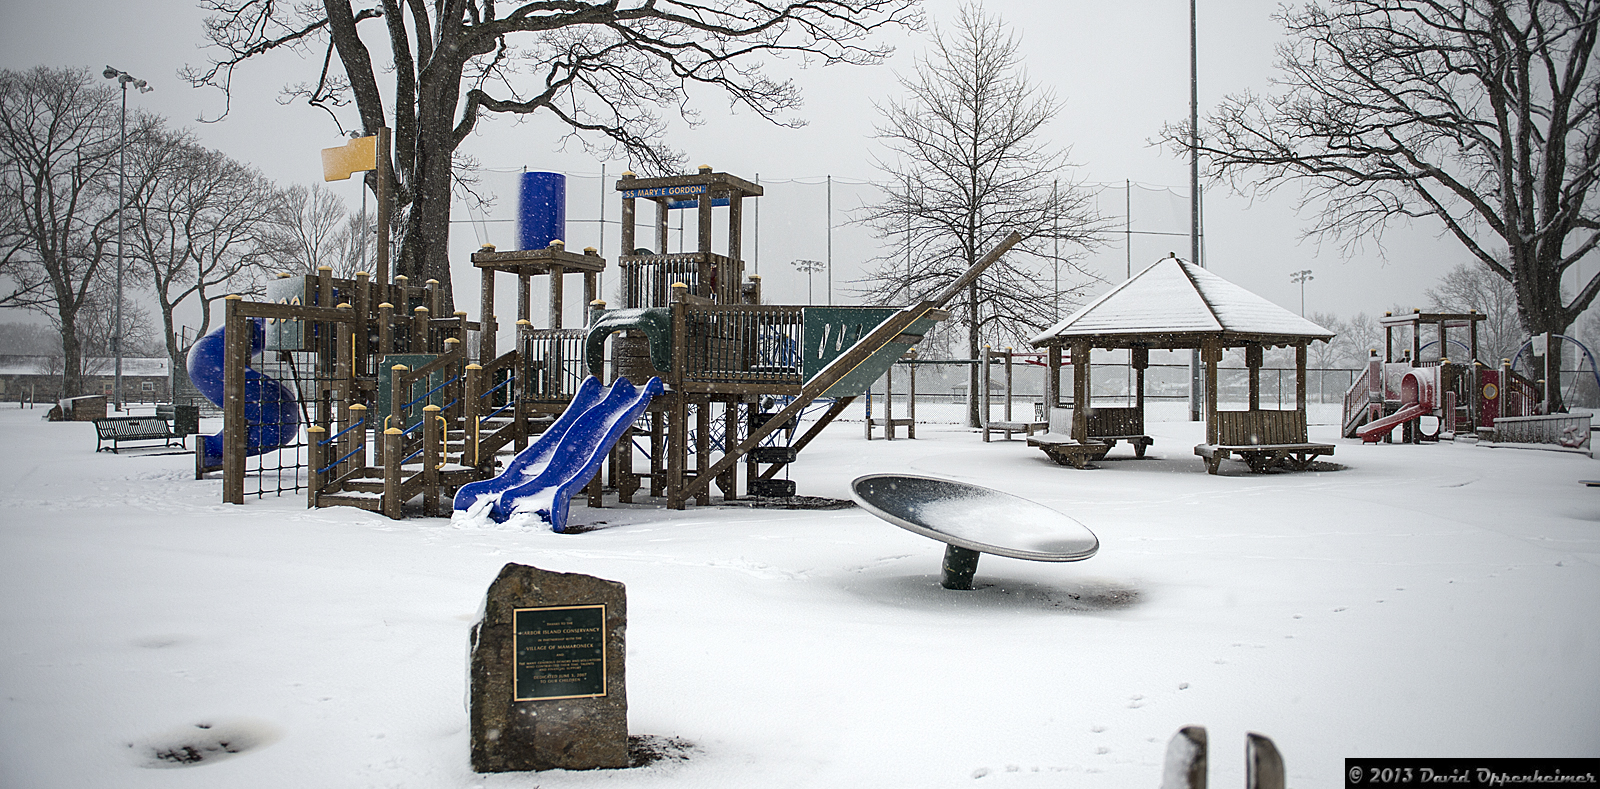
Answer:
[0, 0, 1511, 337]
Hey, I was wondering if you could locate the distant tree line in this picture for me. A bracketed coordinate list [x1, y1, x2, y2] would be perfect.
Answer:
[0, 66, 382, 398]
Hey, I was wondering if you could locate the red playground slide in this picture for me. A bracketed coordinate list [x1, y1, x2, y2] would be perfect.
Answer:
[1357, 368, 1437, 443]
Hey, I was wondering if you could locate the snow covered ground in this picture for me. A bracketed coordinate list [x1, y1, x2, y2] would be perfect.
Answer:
[2, 404, 1597, 788]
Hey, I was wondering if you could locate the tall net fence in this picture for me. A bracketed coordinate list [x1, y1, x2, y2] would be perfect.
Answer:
[454, 171, 1196, 330]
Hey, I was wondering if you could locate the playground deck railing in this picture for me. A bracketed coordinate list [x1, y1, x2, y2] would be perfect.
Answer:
[520, 329, 589, 404]
[620, 252, 743, 308]
[680, 304, 805, 393]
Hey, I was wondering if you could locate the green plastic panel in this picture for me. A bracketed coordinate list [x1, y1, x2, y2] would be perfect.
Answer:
[802, 307, 942, 397]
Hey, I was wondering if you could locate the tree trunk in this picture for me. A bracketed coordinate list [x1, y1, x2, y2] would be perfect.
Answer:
[59, 313, 82, 399]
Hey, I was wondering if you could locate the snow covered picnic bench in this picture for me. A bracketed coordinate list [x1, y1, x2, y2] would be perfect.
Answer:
[93, 405, 197, 453]
[1193, 410, 1334, 474]
[1027, 407, 1153, 468]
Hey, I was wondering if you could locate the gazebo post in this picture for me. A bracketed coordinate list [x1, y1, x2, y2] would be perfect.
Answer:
[1072, 340, 1090, 443]
[1296, 344, 1308, 422]
[1046, 345, 1062, 411]
[1132, 346, 1147, 413]
[1203, 341, 1221, 445]
[1246, 344, 1262, 410]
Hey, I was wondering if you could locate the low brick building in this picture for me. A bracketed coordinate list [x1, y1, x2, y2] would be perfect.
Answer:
[0, 356, 172, 404]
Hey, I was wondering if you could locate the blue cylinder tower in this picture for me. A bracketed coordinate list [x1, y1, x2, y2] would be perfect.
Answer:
[518, 171, 566, 250]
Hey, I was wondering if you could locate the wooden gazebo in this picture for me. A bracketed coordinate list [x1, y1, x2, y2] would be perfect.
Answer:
[1028, 256, 1337, 474]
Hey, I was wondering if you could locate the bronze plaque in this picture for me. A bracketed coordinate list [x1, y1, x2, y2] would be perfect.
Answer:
[512, 605, 607, 701]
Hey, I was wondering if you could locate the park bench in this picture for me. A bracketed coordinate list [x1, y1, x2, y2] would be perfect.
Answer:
[1027, 407, 1154, 469]
[93, 405, 198, 454]
[1193, 410, 1333, 474]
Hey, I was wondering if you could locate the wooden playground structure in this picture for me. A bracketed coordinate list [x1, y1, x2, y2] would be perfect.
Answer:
[205, 165, 1022, 518]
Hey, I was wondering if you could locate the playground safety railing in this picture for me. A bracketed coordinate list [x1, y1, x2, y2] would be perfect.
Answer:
[620, 252, 743, 308]
[520, 329, 588, 404]
[682, 304, 805, 391]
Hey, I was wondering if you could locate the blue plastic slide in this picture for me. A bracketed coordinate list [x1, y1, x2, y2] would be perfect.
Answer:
[187, 319, 302, 468]
[452, 376, 662, 532]
[451, 376, 603, 518]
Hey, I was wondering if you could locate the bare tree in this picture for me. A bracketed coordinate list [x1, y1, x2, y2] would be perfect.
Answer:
[185, 0, 920, 309]
[0, 67, 141, 397]
[122, 128, 281, 374]
[264, 182, 349, 275]
[855, 3, 1101, 426]
[1426, 260, 1523, 364]
[1166, 0, 1599, 410]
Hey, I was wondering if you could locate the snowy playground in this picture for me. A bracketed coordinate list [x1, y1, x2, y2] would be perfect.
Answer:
[1, 401, 1596, 788]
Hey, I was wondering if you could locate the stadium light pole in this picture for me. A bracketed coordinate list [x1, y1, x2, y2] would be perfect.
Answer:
[792, 259, 824, 305]
[103, 66, 151, 412]
[1291, 269, 1313, 316]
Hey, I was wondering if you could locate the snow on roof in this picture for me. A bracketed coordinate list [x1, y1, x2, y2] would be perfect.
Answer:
[0, 356, 170, 376]
[1030, 256, 1334, 346]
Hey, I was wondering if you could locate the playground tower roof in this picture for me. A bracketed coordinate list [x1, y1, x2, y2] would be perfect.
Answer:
[1030, 256, 1335, 350]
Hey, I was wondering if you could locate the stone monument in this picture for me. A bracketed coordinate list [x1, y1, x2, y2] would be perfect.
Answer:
[469, 563, 628, 772]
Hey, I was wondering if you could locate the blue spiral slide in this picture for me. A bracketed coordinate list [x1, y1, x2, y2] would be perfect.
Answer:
[187, 319, 302, 468]
[453, 375, 662, 532]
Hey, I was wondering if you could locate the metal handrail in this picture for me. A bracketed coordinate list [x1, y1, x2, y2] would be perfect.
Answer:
[318, 446, 363, 476]
[402, 372, 463, 411]
[320, 418, 366, 445]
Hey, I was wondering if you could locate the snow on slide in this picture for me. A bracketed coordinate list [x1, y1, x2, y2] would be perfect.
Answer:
[1357, 367, 1436, 443]
[187, 318, 301, 467]
[452, 375, 662, 532]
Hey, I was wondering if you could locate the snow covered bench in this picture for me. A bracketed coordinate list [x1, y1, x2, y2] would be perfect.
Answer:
[1027, 407, 1153, 468]
[94, 415, 186, 453]
[1194, 410, 1333, 474]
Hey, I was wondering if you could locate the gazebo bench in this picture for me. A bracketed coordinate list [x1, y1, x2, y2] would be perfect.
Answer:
[1194, 442, 1335, 474]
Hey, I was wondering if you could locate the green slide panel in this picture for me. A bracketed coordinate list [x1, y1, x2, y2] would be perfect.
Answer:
[377, 354, 444, 431]
[585, 308, 673, 379]
[802, 307, 942, 397]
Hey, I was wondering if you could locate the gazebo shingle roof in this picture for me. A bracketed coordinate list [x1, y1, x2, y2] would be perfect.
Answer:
[1030, 257, 1334, 348]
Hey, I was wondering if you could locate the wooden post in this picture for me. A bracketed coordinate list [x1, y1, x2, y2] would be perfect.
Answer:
[1246, 344, 1263, 411]
[389, 364, 409, 438]
[1295, 344, 1308, 422]
[668, 394, 687, 510]
[354, 270, 371, 374]
[884, 364, 894, 440]
[1132, 346, 1149, 416]
[395, 274, 410, 315]
[1046, 344, 1062, 409]
[463, 364, 481, 467]
[378, 301, 394, 356]
[413, 306, 430, 354]
[549, 260, 565, 329]
[1204, 343, 1221, 445]
[695, 399, 711, 506]
[1411, 309, 1422, 362]
[981, 345, 992, 441]
[655, 198, 669, 257]
[478, 267, 496, 361]
[383, 426, 404, 519]
[422, 404, 441, 516]
[1003, 348, 1014, 428]
[721, 401, 739, 499]
[907, 361, 917, 439]
[307, 425, 326, 509]
[512, 270, 529, 326]
[348, 402, 368, 478]
[1071, 341, 1090, 443]
[427, 278, 442, 316]
[222, 295, 247, 505]
[583, 251, 598, 308]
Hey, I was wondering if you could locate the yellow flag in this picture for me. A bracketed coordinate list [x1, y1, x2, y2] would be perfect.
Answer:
[321, 135, 378, 182]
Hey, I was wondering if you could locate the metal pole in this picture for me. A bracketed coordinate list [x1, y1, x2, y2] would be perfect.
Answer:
[114, 80, 125, 412]
[754, 172, 760, 275]
[826, 175, 833, 305]
[1188, 0, 1203, 423]
[102, 67, 150, 410]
